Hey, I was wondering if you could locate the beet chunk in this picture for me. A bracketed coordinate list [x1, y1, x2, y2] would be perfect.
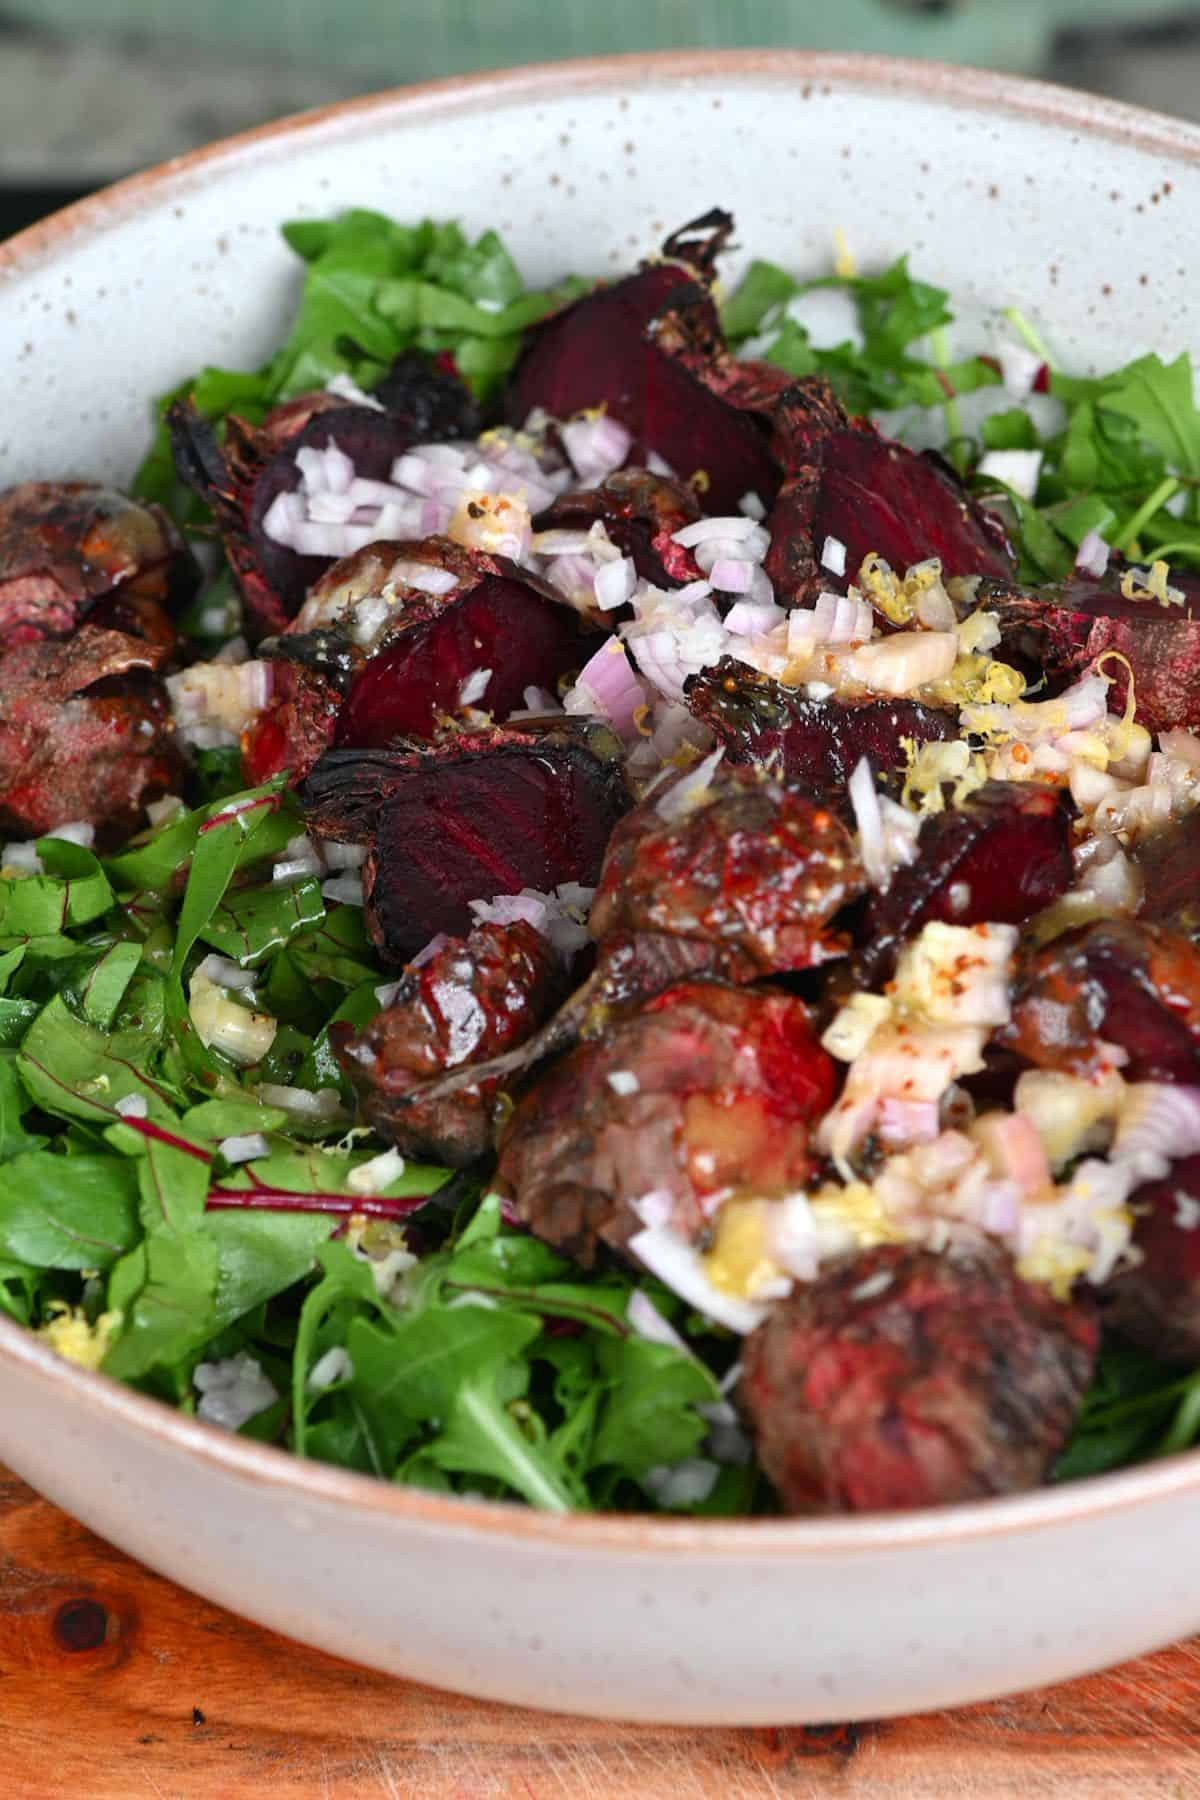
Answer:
[505, 211, 779, 514]
[740, 1239, 1099, 1514]
[498, 980, 835, 1267]
[370, 348, 482, 440]
[301, 721, 628, 960]
[240, 659, 344, 786]
[333, 919, 563, 1166]
[0, 625, 182, 841]
[1135, 810, 1200, 941]
[763, 379, 1014, 604]
[335, 567, 594, 748]
[0, 480, 197, 645]
[591, 761, 864, 974]
[1101, 1155, 1200, 1365]
[534, 468, 702, 588]
[857, 781, 1075, 986]
[686, 658, 955, 794]
[1003, 919, 1200, 1083]
[981, 569, 1200, 735]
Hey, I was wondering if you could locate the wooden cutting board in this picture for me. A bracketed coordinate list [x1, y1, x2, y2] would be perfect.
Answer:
[2, 1463, 1199, 1799]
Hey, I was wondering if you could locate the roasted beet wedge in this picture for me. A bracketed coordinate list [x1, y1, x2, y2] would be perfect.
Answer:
[534, 468, 702, 588]
[591, 761, 864, 972]
[1135, 810, 1200, 941]
[498, 980, 835, 1267]
[240, 658, 344, 786]
[1004, 918, 1200, 1083]
[763, 379, 1014, 604]
[857, 781, 1076, 987]
[687, 658, 955, 793]
[300, 720, 628, 959]
[326, 540, 597, 747]
[1101, 1155, 1200, 1364]
[169, 400, 427, 640]
[332, 918, 563, 1166]
[0, 480, 197, 645]
[980, 570, 1200, 734]
[0, 625, 182, 840]
[505, 211, 779, 515]
[740, 1239, 1098, 1515]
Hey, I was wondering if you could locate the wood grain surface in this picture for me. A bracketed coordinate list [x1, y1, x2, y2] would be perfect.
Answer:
[2, 1464, 1199, 1799]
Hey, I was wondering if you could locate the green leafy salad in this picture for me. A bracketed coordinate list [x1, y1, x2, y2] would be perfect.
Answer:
[4, 208, 1200, 1513]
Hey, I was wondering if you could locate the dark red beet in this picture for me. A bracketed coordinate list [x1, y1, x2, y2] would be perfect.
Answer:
[1135, 810, 1200, 941]
[740, 1239, 1098, 1514]
[686, 658, 955, 794]
[1004, 919, 1200, 1083]
[0, 480, 197, 644]
[0, 625, 183, 841]
[534, 468, 702, 588]
[1101, 1155, 1200, 1364]
[370, 349, 482, 440]
[590, 761, 864, 972]
[332, 918, 563, 1166]
[240, 659, 344, 786]
[857, 781, 1076, 986]
[300, 721, 628, 959]
[505, 211, 780, 515]
[335, 573, 594, 748]
[498, 980, 835, 1266]
[763, 379, 1014, 603]
[982, 569, 1200, 735]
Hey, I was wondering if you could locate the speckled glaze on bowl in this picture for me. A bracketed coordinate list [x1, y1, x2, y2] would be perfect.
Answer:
[2, 51, 1200, 1726]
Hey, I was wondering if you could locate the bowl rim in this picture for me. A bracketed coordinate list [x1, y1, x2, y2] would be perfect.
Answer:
[4, 45, 1200, 1555]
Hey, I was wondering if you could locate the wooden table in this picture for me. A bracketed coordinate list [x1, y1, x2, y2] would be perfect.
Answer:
[3, 1465, 1199, 1798]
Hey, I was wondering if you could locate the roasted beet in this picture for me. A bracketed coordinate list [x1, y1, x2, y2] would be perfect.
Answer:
[0, 480, 197, 645]
[169, 401, 424, 640]
[534, 468, 702, 588]
[1004, 919, 1200, 1083]
[591, 761, 864, 973]
[686, 658, 955, 793]
[857, 781, 1076, 987]
[1135, 810, 1200, 941]
[328, 544, 596, 748]
[0, 625, 182, 840]
[505, 211, 779, 515]
[498, 980, 835, 1267]
[1101, 1155, 1200, 1364]
[301, 720, 628, 960]
[981, 570, 1200, 735]
[763, 379, 1014, 604]
[333, 919, 563, 1166]
[740, 1239, 1099, 1514]
[370, 349, 482, 440]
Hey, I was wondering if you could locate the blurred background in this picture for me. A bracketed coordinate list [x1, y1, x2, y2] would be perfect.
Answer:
[2, 0, 1199, 236]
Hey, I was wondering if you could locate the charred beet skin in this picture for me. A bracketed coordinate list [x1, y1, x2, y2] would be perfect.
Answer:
[763, 378, 1014, 604]
[1101, 1155, 1200, 1365]
[505, 211, 780, 515]
[590, 761, 865, 974]
[370, 349, 483, 440]
[0, 480, 197, 645]
[498, 980, 835, 1268]
[301, 720, 628, 960]
[240, 658, 345, 787]
[857, 781, 1076, 987]
[1003, 918, 1200, 1083]
[332, 918, 563, 1166]
[981, 570, 1200, 735]
[686, 658, 955, 794]
[740, 1238, 1099, 1514]
[0, 625, 183, 841]
[1135, 809, 1200, 941]
[534, 468, 703, 589]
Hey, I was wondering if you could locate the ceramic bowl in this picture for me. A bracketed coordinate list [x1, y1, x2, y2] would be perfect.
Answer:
[2, 51, 1200, 1726]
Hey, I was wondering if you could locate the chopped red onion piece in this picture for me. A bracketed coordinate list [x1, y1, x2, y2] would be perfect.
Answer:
[219, 1132, 272, 1164]
[1075, 529, 1112, 579]
[627, 1222, 766, 1334]
[457, 667, 493, 707]
[738, 490, 766, 521]
[561, 413, 634, 485]
[672, 515, 767, 550]
[996, 340, 1045, 399]
[322, 874, 364, 906]
[709, 558, 754, 594]
[593, 555, 637, 612]
[977, 448, 1043, 501]
[724, 599, 785, 637]
[820, 534, 847, 577]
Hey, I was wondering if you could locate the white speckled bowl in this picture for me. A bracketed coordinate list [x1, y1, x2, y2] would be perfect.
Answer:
[2, 52, 1200, 1725]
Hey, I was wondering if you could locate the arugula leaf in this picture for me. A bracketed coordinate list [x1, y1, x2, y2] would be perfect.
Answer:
[291, 1238, 383, 1455]
[102, 1124, 218, 1381]
[591, 1336, 719, 1481]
